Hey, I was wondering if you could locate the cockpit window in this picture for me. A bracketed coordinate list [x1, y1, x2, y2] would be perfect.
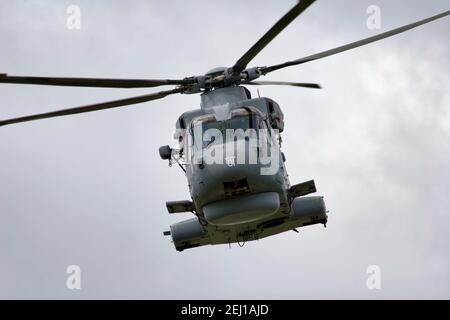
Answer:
[191, 109, 260, 149]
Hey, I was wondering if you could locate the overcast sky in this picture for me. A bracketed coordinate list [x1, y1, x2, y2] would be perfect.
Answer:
[0, 0, 449, 299]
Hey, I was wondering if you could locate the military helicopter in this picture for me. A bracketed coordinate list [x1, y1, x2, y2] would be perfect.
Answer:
[1, 1, 449, 251]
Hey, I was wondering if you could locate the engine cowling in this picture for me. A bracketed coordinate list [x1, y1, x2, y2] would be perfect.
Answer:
[169, 218, 210, 251]
[290, 196, 327, 226]
[170, 218, 205, 242]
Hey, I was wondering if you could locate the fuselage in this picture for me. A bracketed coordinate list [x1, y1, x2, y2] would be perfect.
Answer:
[165, 86, 327, 251]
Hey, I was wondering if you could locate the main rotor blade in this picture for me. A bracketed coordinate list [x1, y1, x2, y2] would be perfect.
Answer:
[0, 88, 182, 127]
[262, 10, 450, 74]
[231, 0, 316, 73]
[0, 74, 191, 88]
[245, 80, 321, 89]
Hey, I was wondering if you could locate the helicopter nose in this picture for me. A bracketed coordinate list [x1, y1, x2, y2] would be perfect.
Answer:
[191, 139, 283, 225]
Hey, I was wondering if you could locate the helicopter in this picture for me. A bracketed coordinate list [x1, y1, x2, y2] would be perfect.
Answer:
[1, 1, 449, 251]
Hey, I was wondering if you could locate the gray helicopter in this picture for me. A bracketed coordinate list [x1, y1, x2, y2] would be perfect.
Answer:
[1, 1, 449, 251]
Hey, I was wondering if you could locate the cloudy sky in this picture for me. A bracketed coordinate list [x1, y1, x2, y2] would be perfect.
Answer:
[0, 0, 449, 299]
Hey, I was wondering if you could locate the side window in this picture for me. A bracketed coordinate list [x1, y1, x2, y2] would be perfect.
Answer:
[259, 119, 272, 136]
[258, 119, 272, 146]
[185, 128, 194, 161]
